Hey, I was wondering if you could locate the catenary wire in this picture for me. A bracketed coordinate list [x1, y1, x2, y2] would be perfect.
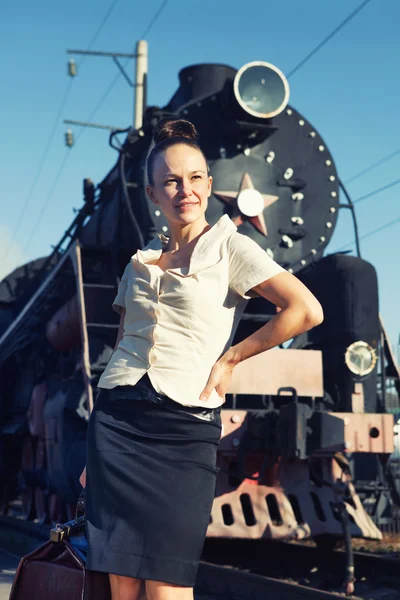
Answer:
[353, 178, 400, 204]
[21, 153, 73, 256]
[286, 0, 373, 78]
[74, 0, 169, 135]
[344, 147, 400, 185]
[21, 71, 125, 255]
[1, 0, 122, 264]
[333, 177, 400, 254]
[18, 0, 169, 258]
[141, 0, 169, 38]
[332, 215, 400, 253]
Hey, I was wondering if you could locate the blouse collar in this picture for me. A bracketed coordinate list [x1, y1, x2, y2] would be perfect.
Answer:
[134, 214, 237, 276]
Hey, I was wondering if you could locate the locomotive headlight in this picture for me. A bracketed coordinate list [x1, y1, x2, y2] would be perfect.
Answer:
[233, 61, 290, 119]
[344, 341, 377, 377]
[237, 188, 264, 217]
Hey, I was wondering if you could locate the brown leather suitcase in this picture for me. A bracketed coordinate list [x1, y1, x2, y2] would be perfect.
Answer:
[9, 536, 111, 600]
[9, 489, 111, 600]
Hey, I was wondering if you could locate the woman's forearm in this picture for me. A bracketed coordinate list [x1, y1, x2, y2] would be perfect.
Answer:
[223, 304, 322, 367]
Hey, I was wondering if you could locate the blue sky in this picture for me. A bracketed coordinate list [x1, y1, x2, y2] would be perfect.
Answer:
[1, 0, 399, 349]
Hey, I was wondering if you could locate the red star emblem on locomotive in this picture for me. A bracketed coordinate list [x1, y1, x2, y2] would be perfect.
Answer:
[214, 172, 279, 236]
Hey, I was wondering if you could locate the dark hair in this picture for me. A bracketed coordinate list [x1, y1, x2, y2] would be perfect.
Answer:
[147, 118, 208, 185]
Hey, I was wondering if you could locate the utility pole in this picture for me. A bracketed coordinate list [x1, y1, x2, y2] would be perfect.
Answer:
[64, 40, 148, 140]
[134, 40, 148, 129]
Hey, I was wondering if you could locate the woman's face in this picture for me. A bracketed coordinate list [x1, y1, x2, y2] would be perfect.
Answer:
[146, 144, 212, 227]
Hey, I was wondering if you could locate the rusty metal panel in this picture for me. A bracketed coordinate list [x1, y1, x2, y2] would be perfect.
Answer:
[227, 349, 323, 397]
[334, 412, 394, 454]
[220, 410, 394, 455]
[209, 455, 382, 541]
[219, 410, 247, 453]
[278, 459, 382, 540]
[212, 411, 387, 541]
[209, 471, 310, 540]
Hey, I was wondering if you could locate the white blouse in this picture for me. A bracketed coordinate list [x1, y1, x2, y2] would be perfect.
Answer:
[97, 214, 286, 407]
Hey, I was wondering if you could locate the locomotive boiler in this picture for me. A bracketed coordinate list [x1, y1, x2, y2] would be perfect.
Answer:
[0, 42, 399, 549]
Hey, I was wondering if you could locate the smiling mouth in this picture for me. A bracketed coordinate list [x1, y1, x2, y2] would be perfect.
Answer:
[176, 202, 199, 208]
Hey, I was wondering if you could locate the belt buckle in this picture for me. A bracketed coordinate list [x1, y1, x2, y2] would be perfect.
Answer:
[197, 409, 216, 422]
[181, 406, 217, 422]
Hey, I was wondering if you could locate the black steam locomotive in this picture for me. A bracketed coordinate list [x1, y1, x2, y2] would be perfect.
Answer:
[0, 52, 399, 546]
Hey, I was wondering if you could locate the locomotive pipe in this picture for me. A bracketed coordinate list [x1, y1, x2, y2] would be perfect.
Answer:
[338, 180, 361, 258]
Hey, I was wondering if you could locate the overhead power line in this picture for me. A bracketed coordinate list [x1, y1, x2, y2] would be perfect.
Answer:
[1, 0, 122, 265]
[334, 177, 400, 254]
[332, 215, 400, 253]
[286, 0, 373, 78]
[84, 0, 122, 51]
[22, 152, 73, 255]
[21, 72, 125, 255]
[67, 0, 169, 126]
[21, 0, 169, 257]
[353, 178, 400, 204]
[344, 147, 400, 184]
[2, 83, 74, 263]
[141, 0, 169, 38]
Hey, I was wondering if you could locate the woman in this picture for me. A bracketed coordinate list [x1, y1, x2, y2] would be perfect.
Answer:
[80, 118, 323, 600]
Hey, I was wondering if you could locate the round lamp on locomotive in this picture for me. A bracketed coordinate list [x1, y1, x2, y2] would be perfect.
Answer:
[345, 341, 378, 378]
[233, 61, 290, 119]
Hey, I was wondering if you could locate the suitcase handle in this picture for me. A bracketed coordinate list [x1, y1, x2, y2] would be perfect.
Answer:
[49, 488, 86, 542]
[49, 515, 85, 543]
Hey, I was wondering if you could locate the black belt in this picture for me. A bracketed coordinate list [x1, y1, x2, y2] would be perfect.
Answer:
[103, 374, 221, 424]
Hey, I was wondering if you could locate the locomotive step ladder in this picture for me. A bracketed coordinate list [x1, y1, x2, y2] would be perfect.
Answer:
[71, 242, 121, 414]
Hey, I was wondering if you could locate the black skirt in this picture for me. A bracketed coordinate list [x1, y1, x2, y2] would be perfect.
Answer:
[85, 374, 222, 586]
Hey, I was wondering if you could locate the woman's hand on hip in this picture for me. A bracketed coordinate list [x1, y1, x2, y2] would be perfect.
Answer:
[199, 357, 236, 402]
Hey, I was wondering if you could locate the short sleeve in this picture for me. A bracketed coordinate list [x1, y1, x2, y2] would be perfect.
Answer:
[227, 232, 286, 299]
[112, 263, 130, 314]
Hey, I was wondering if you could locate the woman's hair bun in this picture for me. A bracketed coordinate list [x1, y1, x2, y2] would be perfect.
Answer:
[153, 118, 199, 145]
